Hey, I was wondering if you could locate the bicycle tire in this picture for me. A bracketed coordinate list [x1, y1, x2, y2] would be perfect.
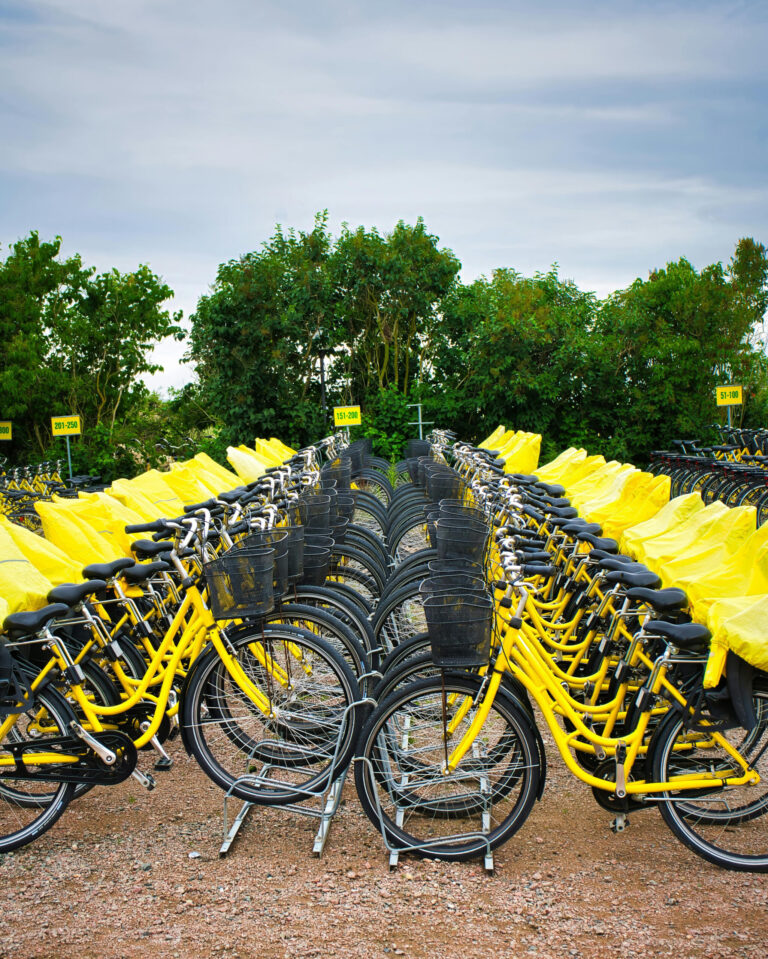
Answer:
[649, 687, 768, 872]
[354, 674, 540, 861]
[181, 624, 363, 806]
[372, 582, 426, 653]
[0, 686, 76, 852]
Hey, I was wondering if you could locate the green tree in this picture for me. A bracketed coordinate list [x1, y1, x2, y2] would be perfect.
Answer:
[0, 231, 183, 462]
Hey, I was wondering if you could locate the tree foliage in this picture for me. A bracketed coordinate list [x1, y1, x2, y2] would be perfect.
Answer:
[0, 231, 183, 470]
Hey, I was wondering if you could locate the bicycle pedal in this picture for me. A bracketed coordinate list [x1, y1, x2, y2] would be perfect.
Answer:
[154, 756, 173, 771]
[132, 768, 157, 791]
[610, 815, 629, 833]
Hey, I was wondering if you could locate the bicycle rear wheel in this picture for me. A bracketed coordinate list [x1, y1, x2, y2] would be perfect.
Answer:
[650, 686, 768, 871]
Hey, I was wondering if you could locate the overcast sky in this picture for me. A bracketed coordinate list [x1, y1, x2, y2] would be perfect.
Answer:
[2, 0, 767, 391]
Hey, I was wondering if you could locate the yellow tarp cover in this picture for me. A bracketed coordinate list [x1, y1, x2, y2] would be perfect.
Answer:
[600, 474, 671, 540]
[35, 502, 122, 566]
[534, 447, 585, 483]
[707, 594, 768, 672]
[658, 518, 768, 594]
[121, 471, 185, 517]
[193, 453, 241, 489]
[180, 460, 228, 495]
[535, 448, 580, 479]
[636, 502, 750, 570]
[75, 493, 147, 556]
[479, 425, 506, 449]
[269, 437, 296, 458]
[566, 461, 632, 506]
[108, 480, 167, 520]
[0, 515, 82, 586]
[0, 524, 54, 613]
[501, 432, 541, 475]
[550, 453, 607, 489]
[160, 466, 217, 506]
[620, 493, 705, 558]
[253, 439, 283, 468]
[571, 465, 638, 514]
[227, 446, 267, 483]
[685, 533, 768, 622]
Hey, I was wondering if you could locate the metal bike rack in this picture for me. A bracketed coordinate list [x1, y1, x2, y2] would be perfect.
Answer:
[219, 698, 375, 859]
[352, 753, 496, 875]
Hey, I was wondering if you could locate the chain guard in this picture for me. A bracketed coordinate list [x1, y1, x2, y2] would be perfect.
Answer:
[1, 730, 137, 785]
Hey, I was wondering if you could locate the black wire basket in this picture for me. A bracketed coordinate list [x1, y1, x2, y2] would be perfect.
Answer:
[234, 530, 290, 598]
[438, 500, 489, 525]
[427, 558, 486, 578]
[407, 439, 432, 458]
[427, 470, 467, 504]
[330, 516, 349, 544]
[434, 516, 490, 565]
[204, 548, 275, 621]
[301, 493, 332, 532]
[419, 573, 488, 598]
[423, 591, 494, 668]
[299, 544, 331, 586]
[322, 460, 352, 491]
[335, 493, 356, 521]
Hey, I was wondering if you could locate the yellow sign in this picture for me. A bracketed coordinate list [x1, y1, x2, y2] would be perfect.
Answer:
[333, 405, 362, 427]
[51, 415, 82, 436]
[715, 385, 743, 407]
[0, 422, 11, 441]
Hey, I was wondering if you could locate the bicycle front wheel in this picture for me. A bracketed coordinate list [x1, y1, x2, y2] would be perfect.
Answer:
[650, 686, 768, 872]
[354, 674, 540, 861]
[181, 625, 363, 806]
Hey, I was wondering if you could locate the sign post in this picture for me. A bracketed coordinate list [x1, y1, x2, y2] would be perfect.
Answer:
[0, 422, 12, 442]
[333, 405, 362, 429]
[715, 385, 743, 428]
[51, 415, 82, 480]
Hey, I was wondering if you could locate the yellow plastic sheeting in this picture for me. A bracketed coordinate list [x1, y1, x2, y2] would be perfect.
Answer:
[254, 439, 283, 468]
[108, 480, 167, 520]
[182, 460, 231, 495]
[552, 453, 607, 489]
[161, 466, 217, 507]
[707, 594, 768, 672]
[193, 453, 241, 489]
[534, 448, 585, 483]
[0, 596, 9, 625]
[620, 493, 705, 558]
[74, 494, 146, 556]
[479, 425, 506, 449]
[571, 466, 638, 515]
[566, 461, 632, 507]
[501, 432, 541, 475]
[601, 474, 671, 540]
[35, 502, 123, 566]
[0, 516, 83, 586]
[122, 471, 185, 517]
[637, 503, 751, 571]
[686, 535, 768, 622]
[269, 437, 296, 459]
[227, 446, 267, 483]
[659, 519, 768, 593]
[0, 525, 54, 613]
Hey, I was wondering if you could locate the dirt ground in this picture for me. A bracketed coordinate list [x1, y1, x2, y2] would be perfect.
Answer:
[1, 739, 766, 959]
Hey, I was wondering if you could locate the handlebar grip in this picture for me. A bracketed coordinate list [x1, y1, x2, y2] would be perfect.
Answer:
[124, 520, 166, 534]
[183, 498, 218, 513]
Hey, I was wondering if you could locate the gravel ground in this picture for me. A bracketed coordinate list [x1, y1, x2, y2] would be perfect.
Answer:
[1, 740, 766, 959]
